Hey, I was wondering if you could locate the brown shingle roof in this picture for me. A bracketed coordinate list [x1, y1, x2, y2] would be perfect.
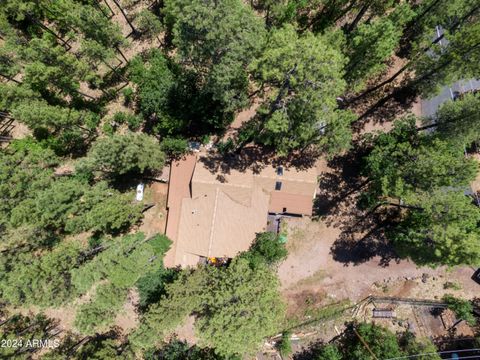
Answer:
[164, 154, 196, 267]
[165, 155, 318, 267]
[268, 191, 314, 216]
[173, 183, 270, 265]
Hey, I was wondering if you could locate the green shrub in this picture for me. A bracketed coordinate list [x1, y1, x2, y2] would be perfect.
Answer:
[112, 112, 143, 131]
[443, 281, 462, 290]
[217, 138, 234, 155]
[241, 232, 288, 268]
[277, 331, 292, 358]
[126, 114, 143, 131]
[135, 9, 163, 37]
[443, 294, 476, 325]
[102, 122, 114, 135]
[122, 87, 134, 106]
[136, 267, 179, 311]
[160, 137, 189, 158]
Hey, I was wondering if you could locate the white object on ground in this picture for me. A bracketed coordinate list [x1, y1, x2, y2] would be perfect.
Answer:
[136, 183, 144, 201]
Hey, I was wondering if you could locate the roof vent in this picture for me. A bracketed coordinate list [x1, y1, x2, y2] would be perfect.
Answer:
[275, 181, 282, 191]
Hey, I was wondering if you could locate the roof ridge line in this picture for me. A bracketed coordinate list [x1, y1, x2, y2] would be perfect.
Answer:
[207, 187, 220, 258]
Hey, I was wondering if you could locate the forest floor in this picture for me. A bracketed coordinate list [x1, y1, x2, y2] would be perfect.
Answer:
[139, 181, 168, 237]
[278, 154, 479, 305]
[275, 153, 479, 354]
[275, 139, 479, 357]
[274, 59, 480, 351]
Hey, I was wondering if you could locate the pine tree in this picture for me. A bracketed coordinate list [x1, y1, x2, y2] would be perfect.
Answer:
[247, 25, 353, 155]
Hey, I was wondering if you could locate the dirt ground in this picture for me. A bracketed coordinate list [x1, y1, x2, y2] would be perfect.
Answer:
[115, 288, 140, 333]
[278, 155, 480, 321]
[279, 216, 478, 302]
[138, 181, 168, 237]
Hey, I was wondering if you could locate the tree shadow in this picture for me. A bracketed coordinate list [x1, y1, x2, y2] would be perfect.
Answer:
[434, 332, 480, 354]
[314, 143, 400, 267]
[293, 339, 329, 360]
[198, 145, 321, 176]
[313, 141, 369, 217]
[349, 78, 419, 133]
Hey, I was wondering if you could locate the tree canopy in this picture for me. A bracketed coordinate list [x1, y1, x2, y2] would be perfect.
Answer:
[391, 189, 480, 267]
[132, 258, 285, 357]
[240, 231, 288, 268]
[430, 92, 480, 147]
[362, 117, 480, 267]
[1, 0, 479, 357]
[77, 132, 165, 179]
[164, 0, 266, 114]
[247, 24, 354, 155]
[363, 117, 478, 204]
[300, 322, 441, 360]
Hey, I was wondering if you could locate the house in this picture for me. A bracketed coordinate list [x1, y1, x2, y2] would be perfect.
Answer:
[163, 154, 317, 267]
[420, 26, 480, 118]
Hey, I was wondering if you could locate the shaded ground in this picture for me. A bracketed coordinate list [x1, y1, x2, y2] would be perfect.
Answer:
[139, 181, 168, 237]
[278, 152, 479, 321]
[198, 145, 321, 176]
[346, 56, 419, 134]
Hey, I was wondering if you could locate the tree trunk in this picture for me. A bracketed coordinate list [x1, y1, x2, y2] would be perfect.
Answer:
[448, 318, 464, 331]
[67, 336, 92, 356]
[116, 46, 128, 63]
[416, 122, 438, 131]
[95, 0, 115, 19]
[349, 4, 480, 103]
[110, 0, 137, 34]
[265, 6, 271, 28]
[0, 317, 13, 327]
[334, 0, 358, 23]
[416, 110, 478, 131]
[412, 41, 480, 86]
[346, 2, 371, 34]
[384, 202, 424, 211]
[0, 72, 21, 84]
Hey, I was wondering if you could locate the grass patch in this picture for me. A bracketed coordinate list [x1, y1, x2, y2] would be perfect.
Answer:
[293, 269, 327, 288]
[286, 226, 307, 253]
[285, 299, 351, 330]
[443, 281, 462, 290]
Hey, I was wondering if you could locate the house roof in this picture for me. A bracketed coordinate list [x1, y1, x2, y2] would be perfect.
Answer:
[165, 154, 318, 267]
[193, 158, 317, 185]
[193, 160, 255, 188]
[173, 183, 270, 265]
[269, 191, 314, 216]
[164, 154, 197, 267]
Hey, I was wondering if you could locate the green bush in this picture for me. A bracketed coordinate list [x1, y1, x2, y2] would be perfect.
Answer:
[113, 111, 127, 124]
[102, 122, 115, 135]
[135, 9, 163, 37]
[277, 331, 292, 358]
[443, 294, 476, 325]
[241, 232, 288, 268]
[122, 87, 134, 106]
[443, 281, 462, 290]
[112, 111, 143, 131]
[160, 137, 189, 158]
[217, 138, 234, 155]
[126, 114, 143, 131]
[136, 267, 179, 311]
